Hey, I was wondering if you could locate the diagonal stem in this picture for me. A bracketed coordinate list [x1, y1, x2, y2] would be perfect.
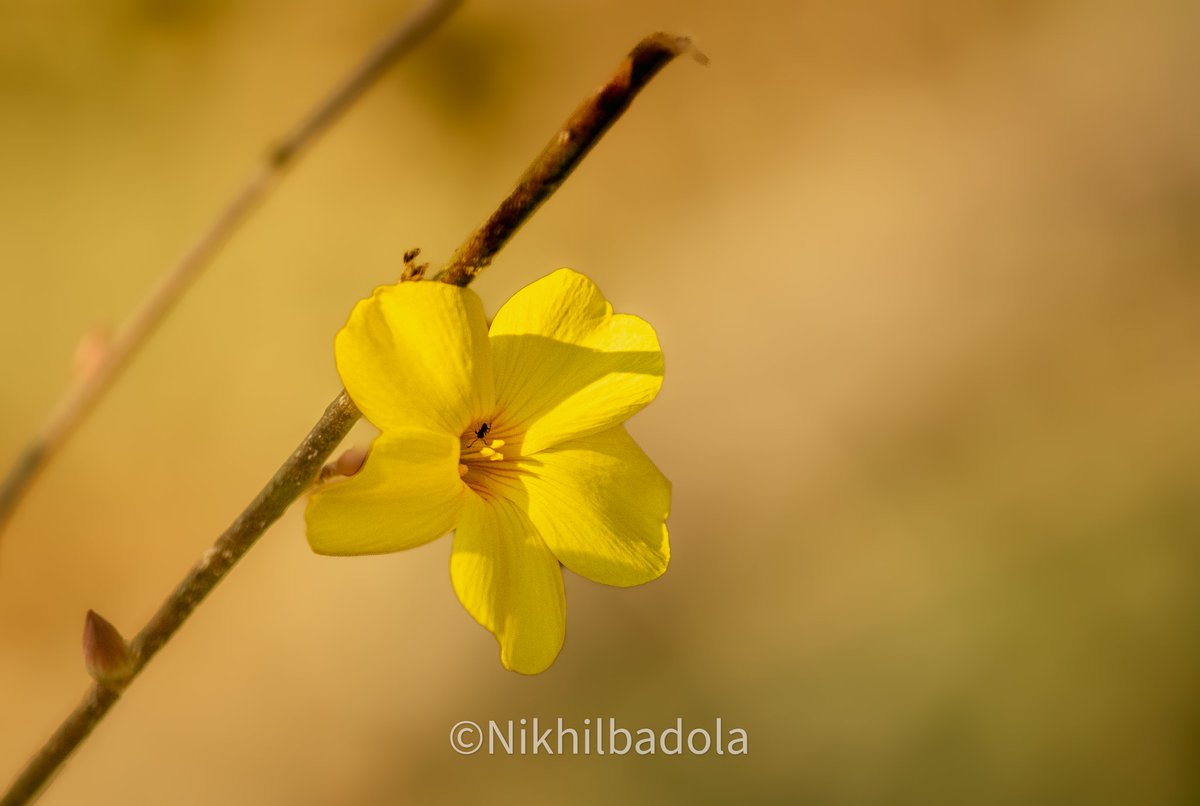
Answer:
[435, 32, 702, 285]
[0, 393, 359, 806]
[0, 31, 698, 806]
[0, 0, 463, 541]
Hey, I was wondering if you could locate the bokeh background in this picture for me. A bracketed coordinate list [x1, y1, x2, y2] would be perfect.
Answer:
[2, 0, 1199, 803]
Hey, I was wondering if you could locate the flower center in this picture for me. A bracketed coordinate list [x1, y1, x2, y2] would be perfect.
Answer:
[458, 420, 522, 498]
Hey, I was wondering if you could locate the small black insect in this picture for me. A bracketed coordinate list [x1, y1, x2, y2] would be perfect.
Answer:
[463, 422, 492, 446]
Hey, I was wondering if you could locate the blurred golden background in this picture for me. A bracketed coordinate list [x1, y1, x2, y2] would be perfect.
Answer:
[2, 0, 1199, 803]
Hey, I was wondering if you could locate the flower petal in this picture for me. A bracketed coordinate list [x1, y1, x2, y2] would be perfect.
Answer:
[489, 269, 663, 455]
[306, 428, 466, 555]
[450, 494, 566, 674]
[336, 281, 495, 436]
[518, 426, 670, 587]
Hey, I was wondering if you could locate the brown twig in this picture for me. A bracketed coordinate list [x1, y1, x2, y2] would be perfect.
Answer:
[0, 392, 360, 806]
[0, 31, 698, 806]
[435, 32, 702, 285]
[0, 0, 463, 541]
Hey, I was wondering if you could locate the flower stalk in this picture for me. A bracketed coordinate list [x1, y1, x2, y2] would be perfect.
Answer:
[1, 31, 697, 806]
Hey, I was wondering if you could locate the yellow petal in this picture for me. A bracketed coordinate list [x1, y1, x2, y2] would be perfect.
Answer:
[336, 281, 495, 436]
[489, 269, 663, 455]
[450, 494, 566, 674]
[306, 428, 466, 555]
[518, 426, 670, 587]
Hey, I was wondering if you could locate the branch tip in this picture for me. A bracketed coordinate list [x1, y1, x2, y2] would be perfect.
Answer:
[434, 30, 699, 287]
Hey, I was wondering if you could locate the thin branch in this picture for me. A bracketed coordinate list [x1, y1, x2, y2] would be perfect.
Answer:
[0, 392, 360, 806]
[0, 0, 463, 541]
[435, 32, 703, 285]
[0, 31, 698, 806]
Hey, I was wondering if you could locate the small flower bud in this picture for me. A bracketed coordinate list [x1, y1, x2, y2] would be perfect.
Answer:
[400, 247, 428, 281]
[318, 446, 369, 482]
[335, 446, 368, 477]
[83, 610, 133, 687]
[72, 327, 112, 381]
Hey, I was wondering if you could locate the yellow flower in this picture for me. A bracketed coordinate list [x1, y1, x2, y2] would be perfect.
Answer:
[306, 269, 671, 674]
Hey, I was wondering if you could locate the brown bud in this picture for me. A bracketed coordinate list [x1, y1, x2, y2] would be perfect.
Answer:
[72, 327, 112, 381]
[319, 446, 369, 482]
[400, 247, 428, 281]
[83, 610, 133, 687]
[334, 446, 368, 477]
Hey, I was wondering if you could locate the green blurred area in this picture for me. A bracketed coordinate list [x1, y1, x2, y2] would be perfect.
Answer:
[2, 1, 1199, 804]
